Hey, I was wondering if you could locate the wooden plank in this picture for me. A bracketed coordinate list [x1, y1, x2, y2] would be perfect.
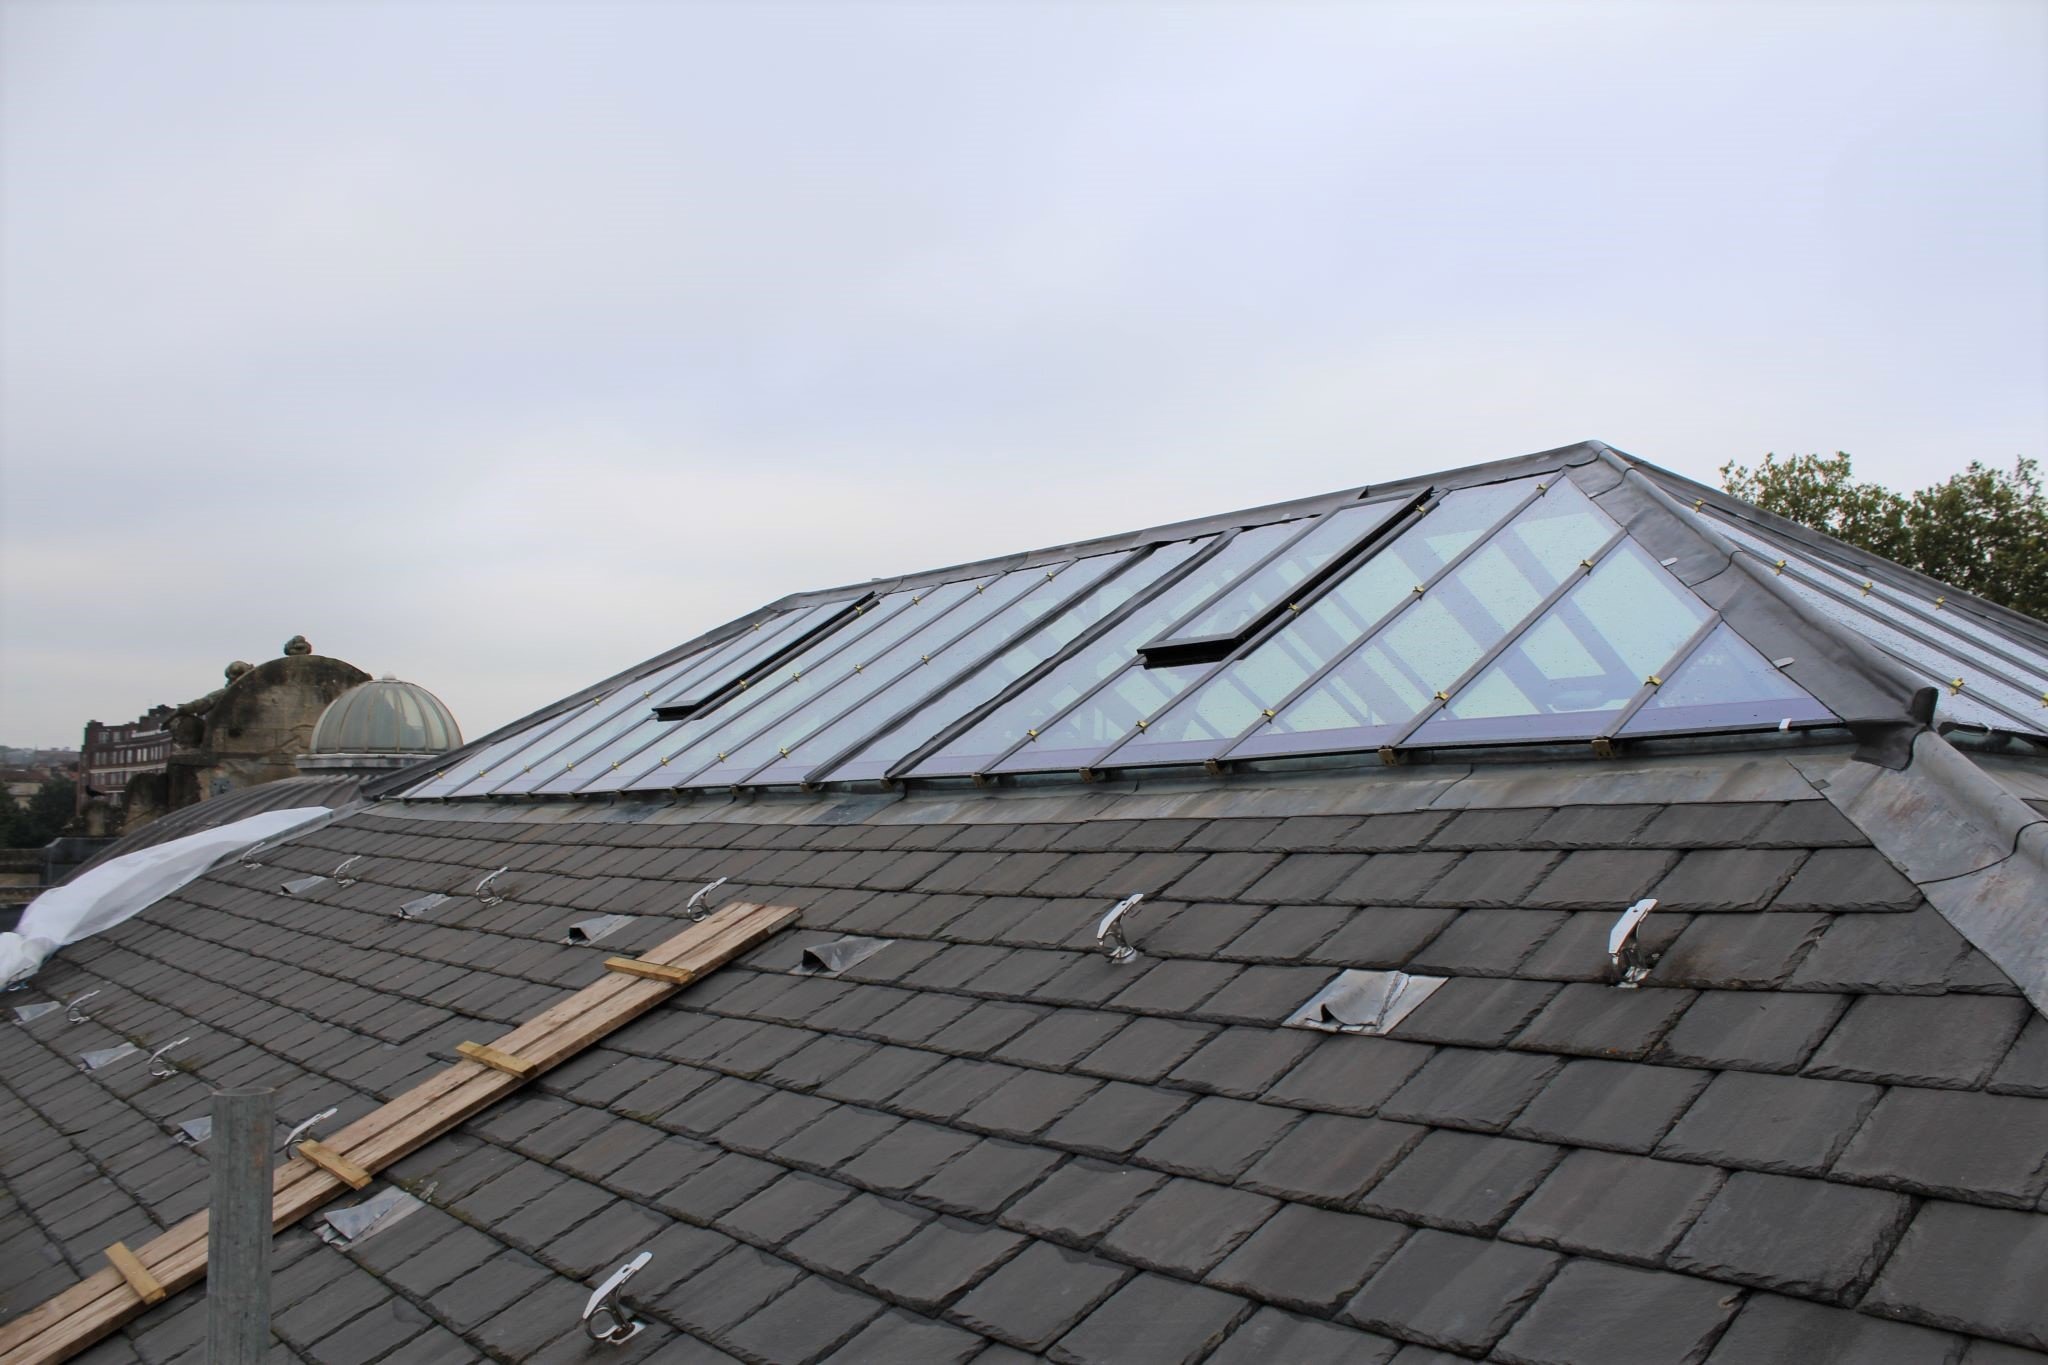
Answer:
[100, 1246, 163, 1308]
[603, 956, 697, 985]
[294, 1141, 372, 1191]
[455, 1042, 537, 1078]
[0, 902, 797, 1365]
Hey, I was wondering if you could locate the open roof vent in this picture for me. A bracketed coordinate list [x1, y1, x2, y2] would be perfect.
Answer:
[172, 1115, 211, 1146]
[281, 874, 328, 896]
[79, 1043, 140, 1072]
[584, 1251, 652, 1345]
[795, 936, 891, 976]
[12, 1001, 60, 1025]
[652, 595, 876, 722]
[1609, 897, 1659, 988]
[1287, 970, 1445, 1035]
[564, 914, 635, 946]
[397, 892, 449, 920]
[321, 1186, 427, 1248]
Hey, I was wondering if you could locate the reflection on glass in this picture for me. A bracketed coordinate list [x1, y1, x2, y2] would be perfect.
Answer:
[991, 663, 1211, 769]
[1622, 623, 1836, 735]
[908, 520, 1300, 774]
[1108, 479, 1535, 757]
[1160, 498, 1406, 645]
[1236, 480, 1615, 752]
[1408, 542, 1710, 744]
[823, 544, 1202, 782]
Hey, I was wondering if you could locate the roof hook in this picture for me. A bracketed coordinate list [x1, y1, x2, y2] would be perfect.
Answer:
[147, 1037, 190, 1078]
[238, 840, 278, 871]
[1609, 898, 1659, 988]
[582, 1251, 651, 1345]
[475, 867, 511, 906]
[280, 1107, 338, 1156]
[685, 877, 729, 923]
[65, 991, 100, 1024]
[1096, 894, 1145, 964]
[332, 855, 363, 887]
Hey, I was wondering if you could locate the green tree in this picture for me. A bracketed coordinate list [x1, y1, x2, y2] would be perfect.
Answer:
[4, 777, 76, 849]
[1720, 452, 2048, 620]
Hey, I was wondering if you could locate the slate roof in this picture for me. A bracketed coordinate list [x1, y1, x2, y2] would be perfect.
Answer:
[6, 745, 2048, 1364]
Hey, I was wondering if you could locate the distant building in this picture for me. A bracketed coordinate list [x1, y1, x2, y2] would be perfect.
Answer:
[75, 709, 172, 815]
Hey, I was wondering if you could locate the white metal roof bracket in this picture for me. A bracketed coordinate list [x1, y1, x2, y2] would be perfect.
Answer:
[1609, 897, 1659, 988]
[1097, 894, 1145, 963]
[583, 1251, 651, 1345]
[685, 877, 729, 923]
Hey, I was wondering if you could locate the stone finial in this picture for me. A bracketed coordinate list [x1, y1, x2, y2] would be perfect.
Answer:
[283, 635, 312, 657]
[226, 661, 253, 682]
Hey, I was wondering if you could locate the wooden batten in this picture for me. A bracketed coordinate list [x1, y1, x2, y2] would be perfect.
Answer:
[99, 1246, 163, 1308]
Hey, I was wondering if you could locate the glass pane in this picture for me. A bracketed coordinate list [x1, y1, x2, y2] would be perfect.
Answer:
[820, 543, 1201, 782]
[1622, 623, 1836, 735]
[1408, 541, 1712, 744]
[1106, 478, 1538, 759]
[1160, 497, 1407, 644]
[907, 519, 1302, 775]
[618, 580, 982, 790]
[991, 663, 1211, 771]
[744, 555, 1125, 786]
[1235, 480, 1616, 755]
[688, 566, 1053, 787]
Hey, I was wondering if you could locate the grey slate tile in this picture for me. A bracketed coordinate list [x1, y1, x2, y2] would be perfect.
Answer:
[1510, 1057, 1710, 1154]
[1097, 1176, 1278, 1276]
[821, 1309, 986, 1365]
[783, 1192, 930, 1277]
[1378, 1048, 1563, 1133]
[1633, 802, 1776, 848]
[1790, 907, 1971, 993]
[958, 1070, 1100, 1138]
[1670, 1169, 1913, 1303]
[1428, 807, 1555, 850]
[1206, 1307, 1401, 1365]
[1000, 1159, 1166, 1249]
[1239, 1112, 1425, 1206]
[1522, 849, 1679, 910]
[1653, 911, 1830, 988]
[1657, 989, 1846, 1073]
[1264, 1035, 1434, 1117]
[723, 1273, 884, 1365]
[1107, 958, 1240, 1014]
[1391, 976, 1561, 1048]
[1328, 851, 1462, 905]
[1160, 852, 1287, 903]
[854, 1215, 1028, 1313]
[719, 1171, 857, 1248]
[1656, 1070, 1880, 1176]
[1196, 964, 1335, 1024]
[1076, 1016, 1216, 1084]
[1651, 847, 1807, 911]
[1705, 1293, 1967, 1365]
[1306, 906, 1460, 968]
[1047, 1271, 1251, 1365]
[1342, 1228, 1562, 1355]
[1207, 1204, 1408, 1314]
[992, 1011, 1127, 1069]
[1501, 1148, 1724, 1264]
[949, 1240, 1132, 1350]
[1406, 909, 1568, 976]
[1134, 1095, 1300, 1182]
[1511, 983, 1696, 1060]
[838, 1120, 979, 1196]
[911, 1138, 1063, 1219]
[1236, 854, 1369, 905]
[1222, 905, 1352, 960]
[1774, 848, 1924, 911]
[1360, 1130, 1563, 1235]
[1040, 1082, 1192, 1159]
[1165, 1026, 1318, 1100]
[1417, 850, 1560, 908]
[1991, 1016, 2048, 1098]
[659, 1244, 804, 1340]
[1807, 994, 2033, 1088]
[1831, 1088, 2048, 1206]
[1492, 1258, 1741, 1365]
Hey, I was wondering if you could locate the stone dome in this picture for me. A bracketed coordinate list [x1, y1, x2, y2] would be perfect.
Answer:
[309, 676, 462, 756]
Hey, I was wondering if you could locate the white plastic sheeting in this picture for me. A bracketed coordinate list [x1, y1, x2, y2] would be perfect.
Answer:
[0, 806, 334, 988]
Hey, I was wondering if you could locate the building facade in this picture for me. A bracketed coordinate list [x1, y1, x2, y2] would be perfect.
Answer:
[74, 708, 172, 815]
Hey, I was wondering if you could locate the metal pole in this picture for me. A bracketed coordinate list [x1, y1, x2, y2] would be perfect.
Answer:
[208, 1086, 274, 1364]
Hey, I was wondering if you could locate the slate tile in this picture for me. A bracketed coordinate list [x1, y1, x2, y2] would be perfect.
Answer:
[777, 1105, 902, 1171]
[820, 1308, 986, 1365]
[1237, 854, 1369, 905]
[893, 1058, 1019, 1122]
[1428, 807, 1555, 850]
[814, 1044, 946, 1107]
[1378, 1049, 1563, 1133]
[1523, 849, 1679, 910]
[1076, 1016, 1216, 1084]
[1207, 1204, 1409, 1314]
[1510, 1057, 1710, 1154]
[1492, 1258, 1740, 1365]
[1361, 1130, 1562, 1235]
[1327, 851, 1462, 905]
[1134, 903, 1264, 958]
[1654, 1069, 1878, 1175]
[1832, 1088, 2048, 1206]
[1653, 912, 1830, 988]
[1239, 1111, 1424, 1206]
[1406, 909, 1568, 976]
[1657, 989, 1846, 1073]
[993, 1011, 1128, 1069]
[838, 1120, 979, 1196]
[959, 1070, 1100, 1138]
[1391, 976, 1561, 1048]
[1306, 906, 1460, 968]
[1342, 1228, 1562, 1355]
[658, 1152, 785, 1222]
[428, 1251, 553, 1333]
[1196, 964, 1336, 1024]
[1991, 1016, 2048, 1098]
[1634, 802, 1776, 848]
[783, 1192, 930, 1277]
[1222, 905, 1352, 960]
[1000, 1159, 1168, 1249]
[854, 1215, 1028, 1312]
[660, 1243, 804, 1340]
[1875, 1203, 2048, 1350]
[1651, 848, 1807, 910]
[623, 1219, 737, 1301]
[384, 1223, 504, 1298]
[1807, 994, 2032, 1088]
[911, 1138, 1063, 1219]
[1048, 1270, 1251, 1365]
[1511, 983, 1695, 1060]
[1107, 959, 1240, 1014]
[1417, 850, 1559, 908]
[1166, 1026, 1319, 1100]
[949, 1240, 1132, 1350]
[1040, 1082, 1192, 1158]
[1790, 907, 1970, 993]
[1264, 1035, 1434, 1117]
[1774, 847, 1924, 911]
[1161, 852, 1287, 903]
[1134, 1095, 1299, 1182]
[1502, 1149, 1724, 1264]
[1098, 1176, 1278, 1276]
[1669, 1170, 1913, 1303]
[719, 1171, 857, 1247]
[1348, 810, 1457, 851]
[1526, 803, 1662, 848]
[1705, 1294, 1968, 1365]
[713, 1087, 835, 1155]
[1206, 1307, 1401, 1365]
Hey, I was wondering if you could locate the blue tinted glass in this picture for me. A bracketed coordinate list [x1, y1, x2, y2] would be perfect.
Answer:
[1622, 622, 1836, 735]
[1158, 497, 1407, 644]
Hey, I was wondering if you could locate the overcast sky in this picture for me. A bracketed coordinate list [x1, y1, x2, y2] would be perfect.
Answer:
[2, 0, 2043, 748]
